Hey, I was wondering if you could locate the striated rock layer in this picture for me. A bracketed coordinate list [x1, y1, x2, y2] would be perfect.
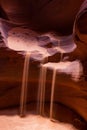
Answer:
[0, 0, 87, 130]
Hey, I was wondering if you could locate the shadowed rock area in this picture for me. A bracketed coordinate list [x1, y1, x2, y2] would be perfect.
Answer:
[0, 0, 87, 130]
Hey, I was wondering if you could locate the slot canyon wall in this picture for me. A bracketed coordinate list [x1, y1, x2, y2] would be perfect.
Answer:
[0, 0, 84, 34]
[0, 1, 87, 129]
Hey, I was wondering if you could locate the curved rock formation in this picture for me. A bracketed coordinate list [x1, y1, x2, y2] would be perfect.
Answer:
[0, 1, 87, 130]
[0, 0, 83, 34]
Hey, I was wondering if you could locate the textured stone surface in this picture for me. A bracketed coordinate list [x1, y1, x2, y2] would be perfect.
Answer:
[0, 0, 87, 129]
[0, 0, 83, 34]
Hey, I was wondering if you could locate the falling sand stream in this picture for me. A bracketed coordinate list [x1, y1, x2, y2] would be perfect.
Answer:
[20, 52, 30, 117]
[16, 37, 81, 123]
[19, 46, 57, 118]
[37, 63, 47, 115]
[20, 52, 49, 117]
[38, 59, 61, 120]
[0, 25, 81, 129]
[38, 39, 64, 120]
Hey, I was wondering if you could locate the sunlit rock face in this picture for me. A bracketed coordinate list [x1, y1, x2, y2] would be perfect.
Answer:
[6, 27, 76, 61]
[0, 0, 87, 125]
[42, 61, 83, 82]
